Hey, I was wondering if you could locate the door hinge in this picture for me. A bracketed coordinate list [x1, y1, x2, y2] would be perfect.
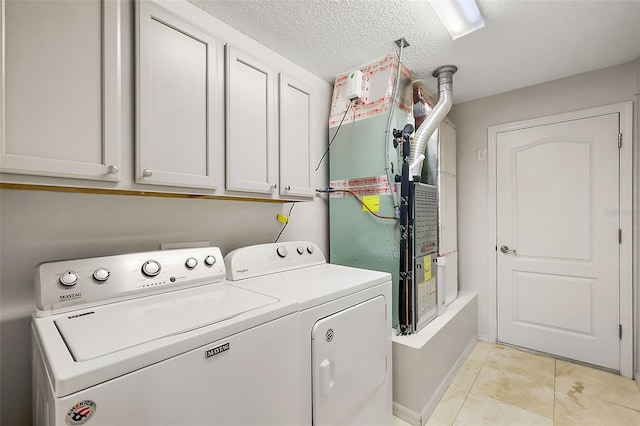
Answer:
[618, 133, 622, 148]
[619, 324, 622, 340]
[619, 229, 622, 244]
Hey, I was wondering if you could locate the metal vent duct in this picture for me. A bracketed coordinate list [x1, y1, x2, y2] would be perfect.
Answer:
[409, 65, 457, 178]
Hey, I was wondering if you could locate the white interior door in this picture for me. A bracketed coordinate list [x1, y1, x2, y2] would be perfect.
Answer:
[496, 113, 621, 370]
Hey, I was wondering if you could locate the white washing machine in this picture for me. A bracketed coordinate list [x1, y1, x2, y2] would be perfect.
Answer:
[32, 247, 301, 426]
[224, 241, 393, 426]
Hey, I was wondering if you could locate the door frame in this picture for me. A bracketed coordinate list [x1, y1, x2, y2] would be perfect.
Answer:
[487, 102, 634, 378]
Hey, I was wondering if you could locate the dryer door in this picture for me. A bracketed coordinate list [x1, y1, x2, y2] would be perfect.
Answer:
[312, 295, 387, 426]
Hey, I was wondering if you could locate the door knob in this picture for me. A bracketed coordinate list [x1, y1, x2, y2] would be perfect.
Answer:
[500, 245, 516, 254]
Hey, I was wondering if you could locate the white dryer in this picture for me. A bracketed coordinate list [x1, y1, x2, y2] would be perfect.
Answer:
[224, 241, 393, 426]
[32, 247, 300, 426]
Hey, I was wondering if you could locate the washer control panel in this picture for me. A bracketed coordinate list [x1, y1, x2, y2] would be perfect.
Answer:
[224, 241, 325, 281]
[36, 247, 226, 314]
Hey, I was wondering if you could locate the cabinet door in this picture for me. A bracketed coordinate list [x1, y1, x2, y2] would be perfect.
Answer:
[136, 0, 221, 189]
[226, 47, 278, 194]
[279, 74, 315, 198]
[0, 0, 121, 181]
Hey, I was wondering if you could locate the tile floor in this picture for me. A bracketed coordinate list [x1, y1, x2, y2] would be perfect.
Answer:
[393, 342, 640, 426]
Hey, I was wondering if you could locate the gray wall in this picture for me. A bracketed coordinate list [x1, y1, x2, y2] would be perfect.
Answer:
[0, 3, 331, 424]
[450, 59, 639, 374]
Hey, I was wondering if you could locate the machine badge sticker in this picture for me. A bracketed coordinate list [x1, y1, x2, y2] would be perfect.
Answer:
[65, 400, 96, 425]
[205, 342, 230, 359]
[59, 292, 82, 302]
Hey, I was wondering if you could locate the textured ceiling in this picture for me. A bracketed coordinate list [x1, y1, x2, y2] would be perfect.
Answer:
[189, 0, 640, 104]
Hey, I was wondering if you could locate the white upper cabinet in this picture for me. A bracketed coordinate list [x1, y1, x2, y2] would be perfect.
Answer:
[0, 0, 330, 198]
[226, 47, 278, 195]
[279, 74, 315, 198]
[136, 0, 222, 189]
[0, 0, 121, 181]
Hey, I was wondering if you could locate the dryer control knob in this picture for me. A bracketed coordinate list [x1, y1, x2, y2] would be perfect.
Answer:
[276, 246, 288, 258]
[297, 246, 305, 255]
[141, 260, 161, 277]
[59, 271, 79, 287]
[306, 245, 315, 254]
[204, 255, 216, 266]
[185, 257, 198, 269]
[93, 268, 110, 282]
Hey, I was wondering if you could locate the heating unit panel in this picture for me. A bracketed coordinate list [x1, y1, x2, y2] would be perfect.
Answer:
[413, 183, 438, 330]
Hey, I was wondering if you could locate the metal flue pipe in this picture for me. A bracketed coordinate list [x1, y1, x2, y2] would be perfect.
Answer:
[409, 65, 457, 178]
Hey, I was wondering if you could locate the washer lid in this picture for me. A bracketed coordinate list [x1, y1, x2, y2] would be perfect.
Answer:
[54, 284, 278, 361]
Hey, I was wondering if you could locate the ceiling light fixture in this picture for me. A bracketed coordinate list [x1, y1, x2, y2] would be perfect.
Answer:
[428, 0, 485, 40]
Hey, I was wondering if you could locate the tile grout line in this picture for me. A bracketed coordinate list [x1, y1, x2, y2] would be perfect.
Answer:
[599, 400, 640, 413]
[559, 361, 640, 414]
[449, 343, 493, 425]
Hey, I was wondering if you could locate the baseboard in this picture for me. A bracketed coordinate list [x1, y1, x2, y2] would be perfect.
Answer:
[419, 335, 478, 423]
[478, 333, 492, 343]
[393, 403, 421, 426]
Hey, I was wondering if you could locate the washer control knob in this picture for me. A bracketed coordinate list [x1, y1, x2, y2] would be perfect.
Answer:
[204, 255, 216, 267]
[185, 257, 198, 269]
[141, 260, 161, 277]
[93, 268, 110, 282]
[59, 271, 79, 287]
[276, 246, 288, 258]
[297, 246, 305, 255]
[307, 245, 315, 254]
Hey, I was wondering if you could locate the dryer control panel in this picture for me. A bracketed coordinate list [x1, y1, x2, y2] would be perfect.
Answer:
[225, 241, 326, 281]
[35, 247, 226, 315]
